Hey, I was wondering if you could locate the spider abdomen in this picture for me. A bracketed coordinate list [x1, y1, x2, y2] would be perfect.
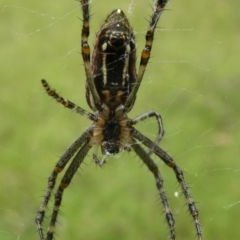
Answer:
[87, 9, 137, 111]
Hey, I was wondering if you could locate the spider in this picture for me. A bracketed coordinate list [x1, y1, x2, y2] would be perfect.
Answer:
[35, 0, 202, 239]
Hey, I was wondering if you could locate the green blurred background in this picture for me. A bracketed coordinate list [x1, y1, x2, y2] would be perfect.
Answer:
[1, 0, 240, 239]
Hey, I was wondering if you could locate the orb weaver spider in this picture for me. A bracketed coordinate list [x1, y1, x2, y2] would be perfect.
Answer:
[35, 0, 202, 239]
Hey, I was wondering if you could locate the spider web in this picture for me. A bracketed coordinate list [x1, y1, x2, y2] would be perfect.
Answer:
[1, 0, 240, 239]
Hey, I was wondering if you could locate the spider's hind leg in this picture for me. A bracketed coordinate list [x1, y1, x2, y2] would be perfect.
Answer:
[80, 0, 102, 110]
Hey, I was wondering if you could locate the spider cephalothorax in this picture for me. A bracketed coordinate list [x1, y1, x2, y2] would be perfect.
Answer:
[90, 104, 132, 157]
[35, 1, 202, 240]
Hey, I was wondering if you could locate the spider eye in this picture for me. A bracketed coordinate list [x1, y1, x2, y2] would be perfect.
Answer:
[101, 141, 119, 155]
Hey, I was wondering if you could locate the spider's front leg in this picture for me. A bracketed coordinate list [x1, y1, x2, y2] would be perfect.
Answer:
[131, 141, 175, 239]
[45, 141, 91, 240]
[132, 128, 202, 240]
[35, 129, 92, 240]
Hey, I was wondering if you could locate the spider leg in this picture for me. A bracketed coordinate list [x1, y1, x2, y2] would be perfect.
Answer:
[35, 128, 91, 240]
[80, 0, 102, 110]
[125, 0, 168, 110]
[93, 153, 107, 166]
[132, 128, 202, 240]
[131, 141, 175, 240]
[41, 79, 97, 121]
[130, 110, 164, 152]
[46, 141, 91, 240]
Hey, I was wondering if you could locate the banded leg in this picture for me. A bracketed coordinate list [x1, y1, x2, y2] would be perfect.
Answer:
[80, 0, 102, 110]
[35, 129, 91, 240]
[125, 0, 168, 110]
[46, 141, 91, 240]
[41, 79, 96, 121]
[130, 110, 164, 149]
[131, 142, 175, 239]
[132, 128, 202, 240]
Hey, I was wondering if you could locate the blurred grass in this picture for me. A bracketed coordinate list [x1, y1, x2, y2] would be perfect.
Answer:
[1, 0, 240, 239]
